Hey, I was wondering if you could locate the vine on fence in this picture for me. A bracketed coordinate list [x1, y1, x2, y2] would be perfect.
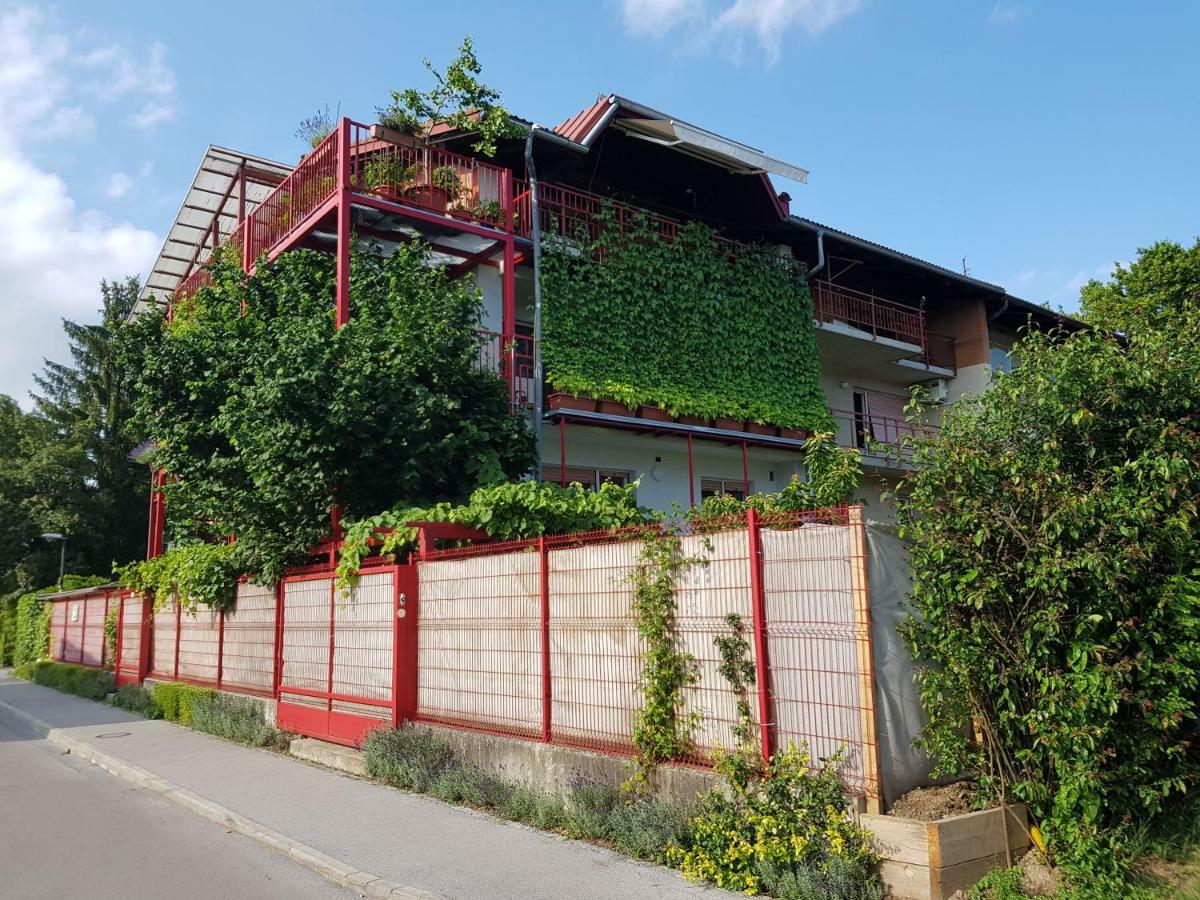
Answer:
[713, 612, 764, 786]
[627, 529, 706, 788]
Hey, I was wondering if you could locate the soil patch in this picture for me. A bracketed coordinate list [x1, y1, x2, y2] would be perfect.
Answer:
[890, 781, 980, 821]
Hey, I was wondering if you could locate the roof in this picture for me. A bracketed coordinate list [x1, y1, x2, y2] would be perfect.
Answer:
[553, 94, 809, 183]
[787, 215, 1087, 329]
[136, 146, 292, 315]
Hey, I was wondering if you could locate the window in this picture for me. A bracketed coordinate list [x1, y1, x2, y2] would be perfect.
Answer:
[989, 344, 1016, 374]
[700, 477, 751, 501]
[541, 465, 632, 490]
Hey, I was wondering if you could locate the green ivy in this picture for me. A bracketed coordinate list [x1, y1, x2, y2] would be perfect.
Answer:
[627, 529, 706, 787]
[540, 208, 833, 431]
[115, 542, 240, 612]
[336, 479, 655, 591]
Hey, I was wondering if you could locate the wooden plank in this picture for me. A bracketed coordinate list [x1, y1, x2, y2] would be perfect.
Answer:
[877, 859, 935, 900]
[861, 813, 932, 865]
[847, 505, 882, 813]
[932, 804, 1029, 869]
[933, 851, 1013, 898]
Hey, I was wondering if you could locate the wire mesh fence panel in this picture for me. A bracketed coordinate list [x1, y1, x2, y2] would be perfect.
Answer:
[177, 606, 221, 683]
[417, 551, 542, 737]
[81, 594, 106, 667]
[760, 522, 873, 797]
[119, 594, 143, 679]
[676, 530, 758, 759]
[331, 571, 393, 721]
[150, 597, 177, 678]
[49, 600, 68, 660]
[547, 539, 643, 752]
[280, 577, 332, 703]
[61, 599, 85, 663]
[221, 582, 277, 693]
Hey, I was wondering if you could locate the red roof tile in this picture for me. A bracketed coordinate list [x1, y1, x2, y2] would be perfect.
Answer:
[553, 96, 614, 145]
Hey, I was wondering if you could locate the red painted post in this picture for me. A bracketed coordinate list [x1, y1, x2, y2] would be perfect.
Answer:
[174, 600, 181, 680]
[539, 536, 552, 742]
[326, 578, 336, 717]
[501, 237, 516, 392]
[78, 595, 87, 664]
[145, 469, 158, 560]
[216, 608, 225, 689]
[273, 580, 285, 695]
[138, 595, 152, 683]
[114, 592, 125, 676]
[391, 567, 402, 728]
[687, 434, 695, 508]
[746, 508, 774, 761]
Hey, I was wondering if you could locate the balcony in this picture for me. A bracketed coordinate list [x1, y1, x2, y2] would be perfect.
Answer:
[476, 328, 536, 408]
[811, 280, 956, 372]
[827, 405, 937, 468]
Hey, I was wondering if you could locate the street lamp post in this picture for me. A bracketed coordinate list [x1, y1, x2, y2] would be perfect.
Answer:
[40, 533, 66, 589]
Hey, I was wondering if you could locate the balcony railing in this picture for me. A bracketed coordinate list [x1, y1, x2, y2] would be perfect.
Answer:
[476, 328, 536, 408]
[811, 280, 956, 371]
[827, 406, 937, 464]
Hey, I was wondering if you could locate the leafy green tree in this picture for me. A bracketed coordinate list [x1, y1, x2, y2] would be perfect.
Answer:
[377, 35, 522, 156]
[1080, 238, 1200, 334]
[125, 242, 535, 585]
[893, 304, 1200, 890]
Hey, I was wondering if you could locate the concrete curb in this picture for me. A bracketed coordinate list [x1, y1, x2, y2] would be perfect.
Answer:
[0, 696, 447, 900]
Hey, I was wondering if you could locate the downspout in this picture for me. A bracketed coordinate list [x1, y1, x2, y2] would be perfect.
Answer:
[807, 228, 826, 281]
[987, 296, 1010, 323]
[525, 126, 545, 478]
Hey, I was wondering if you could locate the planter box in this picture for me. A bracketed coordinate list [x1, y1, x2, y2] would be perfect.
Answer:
[779, 427, 809, 440]
[369, 123, 419, 146]
[638, 405, 672, 422]
[675, 414, 708, 427]
[863, 804, 1030, 900]
[745, 422, 778, 436]
[596, 399, 636, 417]
[547, 393, 596, 413]
[711, 416, 743, 432]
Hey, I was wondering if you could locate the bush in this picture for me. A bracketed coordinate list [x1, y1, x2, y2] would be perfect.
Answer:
[431, 766, 512, 809]
[17, 660, 114, 700]
[363, 724, 456, 792]
[756, 857, 886, 900]
[188, 691, 289, 749]
[668, 745, 878, 895]
[107, 684, 163, 719]
[894, 303, 1200, 891]
[150, 682, 215, 725]
[498, 785, 565, 829]
[608, 796, 692, 863]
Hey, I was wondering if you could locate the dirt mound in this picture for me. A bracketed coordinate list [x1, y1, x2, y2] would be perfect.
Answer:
[889, 781, 978, 821]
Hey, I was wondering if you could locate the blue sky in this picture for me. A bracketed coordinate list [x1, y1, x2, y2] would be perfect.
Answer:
[2, 1, 1198, 403]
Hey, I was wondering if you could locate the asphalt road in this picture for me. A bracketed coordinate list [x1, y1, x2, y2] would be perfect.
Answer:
[0, 713, 354, 900]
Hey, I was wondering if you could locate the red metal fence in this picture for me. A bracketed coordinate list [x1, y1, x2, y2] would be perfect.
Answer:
[415, 507, 880, 798]
[48, 589, 114, 668]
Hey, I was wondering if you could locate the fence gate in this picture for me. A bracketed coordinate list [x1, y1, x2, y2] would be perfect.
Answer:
[275, 564, 417, 747]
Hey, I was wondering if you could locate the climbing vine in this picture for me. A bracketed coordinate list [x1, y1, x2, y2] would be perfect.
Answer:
[713, 612, 763, 784]
[540, 207, 833, 432]
[627, 529, 706, 786]
[116, 542, 240, 612]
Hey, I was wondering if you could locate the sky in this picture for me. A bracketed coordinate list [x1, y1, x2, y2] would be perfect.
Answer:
[1, 0, 1198, 405]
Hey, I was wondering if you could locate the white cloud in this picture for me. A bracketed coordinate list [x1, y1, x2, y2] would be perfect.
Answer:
[0, 7, 163, 407]
[131, 101, 175, 129]
[619, 0, 861, 62]
[105, 172, 133, 199]
[987, 2, 1027, 25]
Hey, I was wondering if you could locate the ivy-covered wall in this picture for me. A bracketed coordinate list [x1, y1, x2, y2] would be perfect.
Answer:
[540, 211, 832, 431]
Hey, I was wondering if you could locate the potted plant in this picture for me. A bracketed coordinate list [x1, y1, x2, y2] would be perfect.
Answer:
[547, 393, 596, 413]
[406, 165, 461, 212]
[638, 404, 672, 422]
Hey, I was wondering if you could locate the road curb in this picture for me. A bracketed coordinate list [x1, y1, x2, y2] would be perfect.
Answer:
[0, 695, 447, 900]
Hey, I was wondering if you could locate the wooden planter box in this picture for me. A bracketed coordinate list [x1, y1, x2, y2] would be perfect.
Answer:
[596, 399, 636, 417]
[711, 416, 743, 432]
[547, 393, 596, 413]
[675, 414, 708, 427]
[638, 405, 672, 422]
[863, 804, 1030, 900]
[779, 427, 808, 440]
[745, 421, 778, 436]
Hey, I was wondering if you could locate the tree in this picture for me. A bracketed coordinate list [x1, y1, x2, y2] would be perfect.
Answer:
[23, 277, 148, 581]
[126, 241, 535, 584]
[893, 302, 1200, 888]
[1080, 238, 1200, 335]
[377, 35, 522, 157]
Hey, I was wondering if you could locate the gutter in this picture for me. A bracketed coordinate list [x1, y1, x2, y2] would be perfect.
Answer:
[808, 229, 826, 281]
[987, 297, 1010, 323]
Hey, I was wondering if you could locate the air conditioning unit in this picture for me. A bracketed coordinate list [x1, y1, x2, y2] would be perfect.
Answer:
[920, 377, 950, 404]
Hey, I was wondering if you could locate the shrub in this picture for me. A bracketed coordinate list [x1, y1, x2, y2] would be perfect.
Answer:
[564, 782, 620, 839]
[363, 724, 455, 792]
[756, 857, 886, 900]
[151, 682, 215, 725]
[669, 744, 878, 895]
[17, 660, 114, 700]
[188, 692, 289, 749]
[499, 785, 565, 830]
[431, 766, 512, 809]
[608, 796, 692, 863]
[107, 684, 163, 719]
[12, 593, 51, 667]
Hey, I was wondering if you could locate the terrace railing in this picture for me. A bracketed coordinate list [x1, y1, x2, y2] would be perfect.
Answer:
[811, 279, 926, 346]
[476, 328, 536, 408]
[827, 405, 938, 464]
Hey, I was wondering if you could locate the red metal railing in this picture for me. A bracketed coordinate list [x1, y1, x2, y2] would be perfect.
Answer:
[923, 330, 956, 370]
[246, 126, 340, 264]
[347, 120, 511, 230]
[476, 328, 535, 407]
[811, 279, 925, 346]
[827, 406, 937, 462]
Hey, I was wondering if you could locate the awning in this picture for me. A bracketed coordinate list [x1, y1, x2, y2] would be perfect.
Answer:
[615, 115, 810, 183]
